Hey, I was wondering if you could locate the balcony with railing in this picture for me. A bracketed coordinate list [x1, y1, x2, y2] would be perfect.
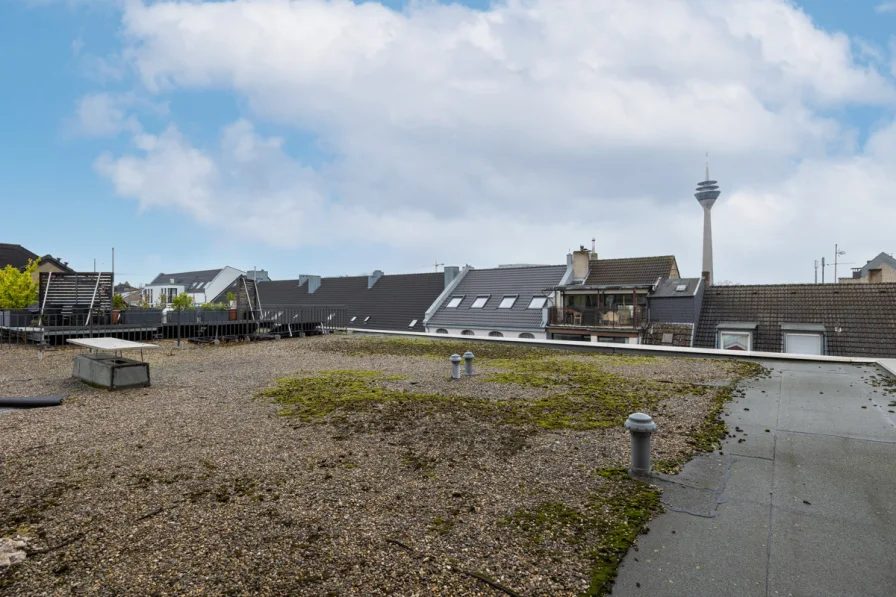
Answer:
[547, 305, 645, 330]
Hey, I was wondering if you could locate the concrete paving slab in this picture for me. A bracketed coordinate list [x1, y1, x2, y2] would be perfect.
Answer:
[771, 431, 896, 526]
[769, 511, 895, 597]
[613, 362, 896, 597]
[613, 500, 770, 596]
[723, 423, 777, 460]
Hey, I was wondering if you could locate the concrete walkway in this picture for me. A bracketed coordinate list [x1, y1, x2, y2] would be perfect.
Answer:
[614, 361, 896, 597]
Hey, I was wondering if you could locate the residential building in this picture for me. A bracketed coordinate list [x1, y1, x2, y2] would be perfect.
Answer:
[146, 267, 245, 306]
[0, 243, 74, 283]
[641, 277, 704, 347]
[424, 263, 571, 339]
[839, 252, 896, 284]
[253, 268, 459, 332]
[545, 248, 680, 343]
[694, 283, 896, 357]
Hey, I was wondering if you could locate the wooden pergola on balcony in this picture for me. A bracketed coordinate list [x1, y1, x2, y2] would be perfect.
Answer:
[547, 304, 646, 330]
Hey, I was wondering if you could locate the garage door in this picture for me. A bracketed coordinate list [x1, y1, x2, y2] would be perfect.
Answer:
[784, 333, 823, 355]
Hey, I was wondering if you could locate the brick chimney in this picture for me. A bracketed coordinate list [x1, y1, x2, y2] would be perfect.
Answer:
[573, 246, 591, 282]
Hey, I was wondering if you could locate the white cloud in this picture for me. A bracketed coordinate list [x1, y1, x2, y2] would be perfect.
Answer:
[73, 93, 143, 137]
[88, 0, 896, 282]
[875, 2, 896, 13]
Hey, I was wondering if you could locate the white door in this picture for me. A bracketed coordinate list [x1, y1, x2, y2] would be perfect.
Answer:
[784, 333, 822, 355]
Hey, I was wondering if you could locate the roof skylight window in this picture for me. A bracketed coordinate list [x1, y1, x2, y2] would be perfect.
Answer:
[471, 296, 489, 309]
[527, 296, 548, 309]
[498, 296, 517, 309]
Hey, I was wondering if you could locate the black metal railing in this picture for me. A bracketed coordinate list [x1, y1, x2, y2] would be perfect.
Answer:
[547, 306, 646, 329]
[0, 305, 347, 347]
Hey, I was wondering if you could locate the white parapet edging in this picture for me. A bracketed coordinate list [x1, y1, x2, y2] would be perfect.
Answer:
[343, 327, 884, 366]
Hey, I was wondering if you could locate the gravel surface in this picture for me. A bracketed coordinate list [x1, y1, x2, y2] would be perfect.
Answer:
[0, 335, 752, 596]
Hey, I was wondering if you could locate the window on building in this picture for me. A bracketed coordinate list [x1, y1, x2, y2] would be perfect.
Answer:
[446, 297, 463, 308]
[598, 336, 628, 344]
[471, 296, 489, 309]
[350, 316, 357, 322]
[327, 313, 336, 321]
[783, 333, 823, 355]
[461, 330, 475, 336]
[498, 296, 517, 309]
[436, 328, 449, 334]
[720, 331, 751, 351]
[409, 319, 418, 328]
[488, 331, 504, 337]
[527, 296, 548, 309]
[519, 333, 535, 339]
[364, 316, 371, 323]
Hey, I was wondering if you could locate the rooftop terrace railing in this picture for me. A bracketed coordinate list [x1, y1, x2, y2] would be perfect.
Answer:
[547, 305, 646, 330]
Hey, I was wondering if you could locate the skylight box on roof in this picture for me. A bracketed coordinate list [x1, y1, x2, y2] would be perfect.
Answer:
[498, 296, 517, 309]
[409, 319, 418, 327]
[446, 297, 463, 308]
[471, 296, 489, 309]
[675, 284, 687, 292]
[527, 296, 547, 309]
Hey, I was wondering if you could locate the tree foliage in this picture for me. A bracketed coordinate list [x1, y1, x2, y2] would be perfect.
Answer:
[0, 259, 40, 309]
[171, 292, 194, 310]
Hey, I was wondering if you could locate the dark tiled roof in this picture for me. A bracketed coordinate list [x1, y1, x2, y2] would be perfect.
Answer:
[651, 278, 702, 298]
[583, 256, 677, 286]
[428, 265, 567, 331]
[694, 284, 896, 357]
[257, 273, 445, 332]
[39, 255, 75, 273]
[0, 243, 39, 270]
[148, 269, 222, 291]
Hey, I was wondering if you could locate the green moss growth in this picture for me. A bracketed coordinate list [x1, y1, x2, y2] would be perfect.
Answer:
[503, 468, 662, 596]
[316, 336, 555, 361]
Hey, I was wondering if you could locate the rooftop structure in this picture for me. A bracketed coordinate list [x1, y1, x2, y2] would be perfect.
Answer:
[425, 264, 569, 339]
[694, 160, 721, 286]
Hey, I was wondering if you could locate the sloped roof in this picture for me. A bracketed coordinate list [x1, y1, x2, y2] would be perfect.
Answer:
[0, 243, 39, 270]
[857, 252, 896, 277]
[256, 272, 445, 332]
[148, 269, 222, 292]
[39, 255, 75, 273]
[428, 265, 567, 331]
[582, 256, 678, 286]
[694, 283, 896, 357]
[650, 278, 702, 298]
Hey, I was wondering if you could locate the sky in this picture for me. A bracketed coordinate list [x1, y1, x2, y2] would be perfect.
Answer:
[2, 0, 896, 286]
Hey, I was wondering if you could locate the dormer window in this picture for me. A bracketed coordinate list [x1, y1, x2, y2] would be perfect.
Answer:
[446, 296, 463, 308]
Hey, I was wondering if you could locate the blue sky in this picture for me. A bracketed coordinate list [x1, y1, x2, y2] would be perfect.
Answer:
[2, 0, 895, 286]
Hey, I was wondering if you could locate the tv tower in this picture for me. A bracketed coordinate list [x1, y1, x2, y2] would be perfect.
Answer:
[695, 156, 721, 286]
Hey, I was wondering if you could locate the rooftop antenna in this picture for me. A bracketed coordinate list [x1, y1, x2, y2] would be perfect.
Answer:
[433, 261, 444, 272]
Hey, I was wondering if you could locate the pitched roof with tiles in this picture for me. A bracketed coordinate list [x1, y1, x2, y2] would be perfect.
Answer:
[256, 272, 445, 332]
[148, 269, 223, 291]
[694, 283, 896, 357]
[0, 243, 39, 270]
[581, 256, 678, 286]
[427, 265, 568, 332]
[650, 277, 702, 298]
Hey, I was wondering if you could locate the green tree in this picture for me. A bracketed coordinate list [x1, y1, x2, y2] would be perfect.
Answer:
[0, 259, 40, 309]
[170, 292, 194, 310]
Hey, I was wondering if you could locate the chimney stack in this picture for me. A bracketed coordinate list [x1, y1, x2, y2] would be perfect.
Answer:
[443, 266, 460, 288]
[694, 157, 721, 286]
[368, 270, 384, 289]
[299, 274, 321, 293]
[572, 247, 591, 281]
